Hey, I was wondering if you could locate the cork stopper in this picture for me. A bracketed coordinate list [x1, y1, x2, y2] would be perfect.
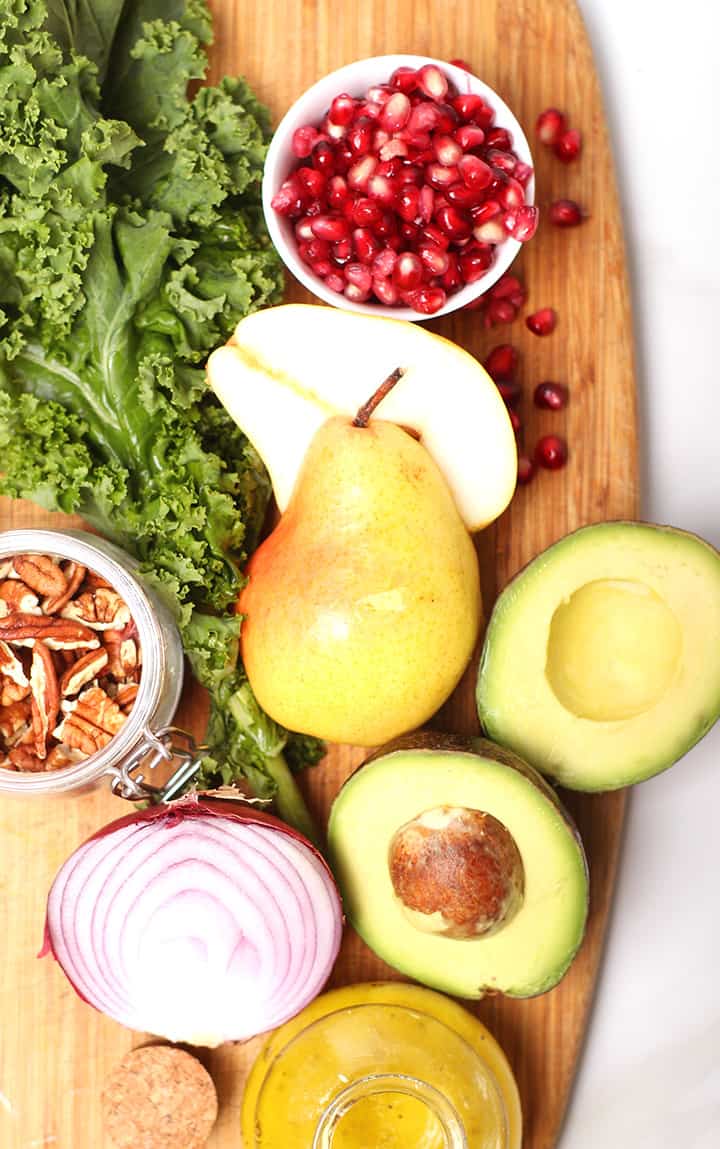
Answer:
[102, 1045, 218, 1149]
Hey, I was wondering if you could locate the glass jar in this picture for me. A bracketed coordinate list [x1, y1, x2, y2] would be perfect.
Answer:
[0, 528, 190, 799]
[242, 982, 522, 1149]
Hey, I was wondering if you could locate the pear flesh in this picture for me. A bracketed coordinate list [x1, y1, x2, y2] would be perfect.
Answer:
[239, 415, 482, 747]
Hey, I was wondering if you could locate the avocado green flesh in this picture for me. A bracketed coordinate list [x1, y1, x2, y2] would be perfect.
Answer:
[327, 749, 588, 999]
[477, 522, 720, 790]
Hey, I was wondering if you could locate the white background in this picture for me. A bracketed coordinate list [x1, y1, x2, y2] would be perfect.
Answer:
[562, 2, 720, 1146]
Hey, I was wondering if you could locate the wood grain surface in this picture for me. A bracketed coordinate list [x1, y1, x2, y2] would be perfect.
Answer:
[0, 2, 638, 1147]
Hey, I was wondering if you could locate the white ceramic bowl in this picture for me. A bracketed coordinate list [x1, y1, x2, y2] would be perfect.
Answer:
[262, 54, 535, 321]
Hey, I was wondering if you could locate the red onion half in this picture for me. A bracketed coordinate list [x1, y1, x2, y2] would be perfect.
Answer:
[42, 798, 343, 1046]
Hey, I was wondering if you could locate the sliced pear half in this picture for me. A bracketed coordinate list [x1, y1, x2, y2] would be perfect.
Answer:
[207, 304, 517, 531]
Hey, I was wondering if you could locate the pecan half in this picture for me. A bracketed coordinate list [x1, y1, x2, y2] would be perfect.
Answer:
[104, 635, 138, 679]
[30, 642, 60, 760]
[59, 648, 108, 696]
[7, 746, 46, 771]
[82, 570, 113, 592]
[0, 679, 30, 706]
[0, 559, 12, 580]
[61, 685, 126, 736]
[0, 579, 42, 617]
[116, 682, 139, 711]
[13, 554, 67, 598]
[54, 714, 114, 756]
[43, 562, 87, 615]
[0, 613, 100, 650]
[0, 640, 29, 687]
[61, 588, 131, 631]
[45, 744, 85, 770]
[0, 698, 32, 748]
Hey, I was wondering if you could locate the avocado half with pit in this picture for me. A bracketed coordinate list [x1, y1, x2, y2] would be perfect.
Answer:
[477, 521, 720, 791]
[327, 733, 588, 999]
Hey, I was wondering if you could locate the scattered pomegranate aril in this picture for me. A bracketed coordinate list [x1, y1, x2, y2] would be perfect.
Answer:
[534, 434, 568, 470]
[454, 124, 486, 151]
[554, 128, 582, 162]
[310, 214, 350, 242]
[393, 252, 424, 290]
[417, 64, 449, 101]
[389, 66, 419, 94]
[490, 274, 526, 306]
[380, 91, 412, 132]
[484, 298, 517, 326]
[534, 382, 568, 410]
[292, 125, 321, 158]
[484, 343, 518, 380]
[449, 58, 472, 72]
[497, 379, 523, 406]
[508, 409, 522, 437]
[549, 198, 585, 226]
[535, 107, 567, 147]
[526, 307, 557, 336]
[516, 456, 535, 485]
[405, 285, 447, 314]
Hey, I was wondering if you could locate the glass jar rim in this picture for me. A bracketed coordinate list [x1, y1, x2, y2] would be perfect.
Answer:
[0, 528, 165, 794]
[313, 1072, 468, 1149]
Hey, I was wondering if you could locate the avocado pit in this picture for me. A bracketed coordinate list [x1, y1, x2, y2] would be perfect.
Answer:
[388, 806, 525, 939]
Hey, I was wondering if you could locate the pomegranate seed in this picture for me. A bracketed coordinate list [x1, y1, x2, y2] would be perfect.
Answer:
[323, 116, 347, 141]
[348, 118, 373, 155]
[366, 85, 392, 106]
[378, 157, 403, 179]
[407, 102, 441, 136]
[485, 127, 513, 151]
[509, 409, 522, 437]
[490, 274, 525, 305]
[550, 198, 584, 226]
[389, 67, 418, 94]
[473, 219, 506, 244]
[352, 197, 383, 226]
[418, 243, 450, 276]
[372, 275, 399, 305]
[441, 252, 462, 290]
[452, 93, 493, 126]
[372, 249, 398, 278]
[381, 91, 411, 132]
[397, 185, 421, 222]
[327, 176, 348, 208]
[373, 129, 391, 150]
[487, 148, 517, 175]
[418, 186, 435, 223]
[397, 163, 422, 184]
[534, 434, 568, 470]
[312, 141, 336, 173]
[454, 125, 486, 150]
[294, 215, 316, 241]
[534, 382, 568, 410]
[399, 221, 420, 245]
[418, 223, 450, 250]
[296, 166, 326, 198]
[406, 285, 447, 314]
[514, 162, 534, 186]
[393, 252, 424, 290]
[303, 237, 330, 263]
[374, 211, 398, 238]
[497, 178, 525, 211]
[334, 145, 354, 173]
[497, 379, 522, 406]
[417, 64, 449, 101]
[449, 58, 472, 72]
[347, 155, 378, 191]
[358, 100, 383, 122]
[554, 128, 582, 162]
[433, 134, 463, 167]
[367, 174, 397, 207]
[344, 282, 371, 303]
[315, 259, 335, 277]
[458, 154, 493, 189]
[526, 307, 557, 336]
[436, 204, 472, 239]
[426, 162, 459, 189]
[352, 227, 382, 264]
[329, 93, 356, 126]
[471, 199, 501, 224]
[507, 205, 539, 242]
[484, 344, 518, 380]
[459, 247, 493, 282]
[325, 272, 345, 293]
[536, 108, 567, 147]
[271, 177, 306, 217]
[310, 214, 350, 242]
[344, 262, 373, 291]
[517, 456, 535, 485]
[446, 182, 485, 208]
[484, 298, 517, 326]
[292, 125, 321, 158]
[331, 237, 353, 265]
[379, 138, 409, 161]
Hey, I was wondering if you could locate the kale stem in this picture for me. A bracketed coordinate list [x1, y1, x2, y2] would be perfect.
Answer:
[265, 752, 322, 848]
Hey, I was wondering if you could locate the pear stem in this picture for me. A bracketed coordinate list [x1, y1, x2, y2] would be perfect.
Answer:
[352, 367, 405, 428]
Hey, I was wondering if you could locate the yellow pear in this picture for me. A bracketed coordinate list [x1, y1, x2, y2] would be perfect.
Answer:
[238, 373, 482, 746]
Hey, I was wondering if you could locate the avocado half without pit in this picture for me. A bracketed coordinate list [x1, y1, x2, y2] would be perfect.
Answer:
[327, 733, 589, 999]
[476, 522, 720, 790]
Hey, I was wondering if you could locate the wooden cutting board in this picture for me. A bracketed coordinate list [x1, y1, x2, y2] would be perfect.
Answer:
[0, 2, 637, 1147]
